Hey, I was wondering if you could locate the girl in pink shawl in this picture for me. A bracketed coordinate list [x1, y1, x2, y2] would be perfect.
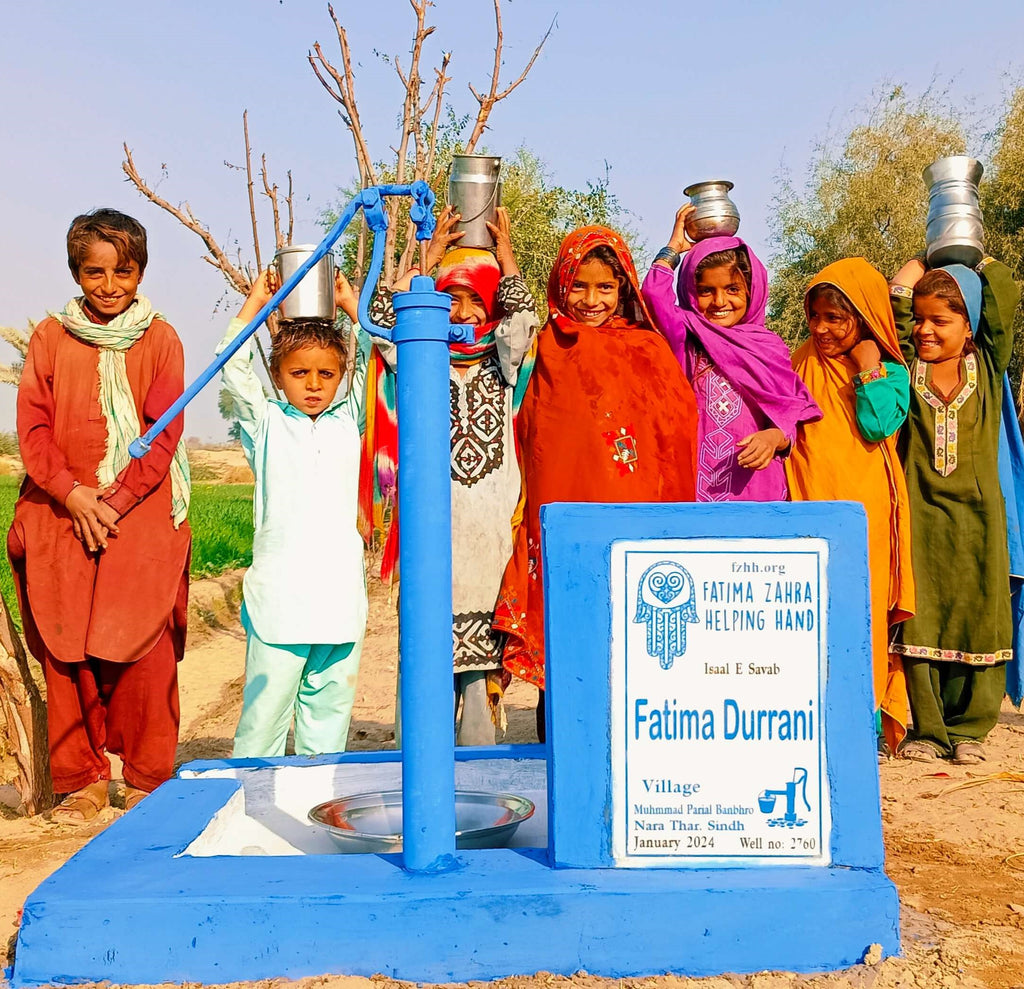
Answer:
[642, 204, 820, 502]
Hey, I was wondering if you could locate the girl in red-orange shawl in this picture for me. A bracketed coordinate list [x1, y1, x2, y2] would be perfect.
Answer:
[494, 226, 699, 733]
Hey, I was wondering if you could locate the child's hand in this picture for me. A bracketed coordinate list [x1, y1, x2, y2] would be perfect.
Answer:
[65, 484, 120, 552]
[238, 268, 279, 323]
[668, 204, 697, 255]
[335, 270, 359, 323]
[891, 258, 926, 291]
[424, 206, 466, 271]
[849, 337, 882, 372]
[737, 428, 788, 471]
[485, 207, 520, 277]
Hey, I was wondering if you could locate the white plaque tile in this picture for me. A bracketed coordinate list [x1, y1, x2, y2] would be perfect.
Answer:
[610, 538, 831, 867]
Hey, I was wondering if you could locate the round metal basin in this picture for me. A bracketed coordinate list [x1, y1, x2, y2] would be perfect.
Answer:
[308, 789, 535, 853]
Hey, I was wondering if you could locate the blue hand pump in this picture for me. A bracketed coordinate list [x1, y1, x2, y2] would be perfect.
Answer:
[130, 181, 470, 874]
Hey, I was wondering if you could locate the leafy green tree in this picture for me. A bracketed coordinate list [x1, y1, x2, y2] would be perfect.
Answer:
[501, 152, 641, 310]
[981, 88, 1024, 392]
[768, 88, 965, 345]
[769, 84, 1024, 397]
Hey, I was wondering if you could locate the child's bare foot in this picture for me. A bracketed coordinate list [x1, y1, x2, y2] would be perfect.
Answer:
[50, 780, 109, 824]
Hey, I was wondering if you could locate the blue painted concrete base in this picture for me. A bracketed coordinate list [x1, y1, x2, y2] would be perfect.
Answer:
[12, 773, 899, 986]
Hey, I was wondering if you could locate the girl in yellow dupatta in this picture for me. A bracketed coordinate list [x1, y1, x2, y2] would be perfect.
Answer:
[787, 258, 916, 754]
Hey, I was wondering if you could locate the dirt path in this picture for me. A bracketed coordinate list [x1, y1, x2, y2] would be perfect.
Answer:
[2, 575, 1023, 987]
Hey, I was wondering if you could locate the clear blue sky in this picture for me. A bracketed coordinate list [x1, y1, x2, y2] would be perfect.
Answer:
[2, 0, 1022, 439]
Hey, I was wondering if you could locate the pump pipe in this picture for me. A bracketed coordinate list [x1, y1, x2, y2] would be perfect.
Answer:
[128, 181, 438, 459]
[390, 276, 459, 872]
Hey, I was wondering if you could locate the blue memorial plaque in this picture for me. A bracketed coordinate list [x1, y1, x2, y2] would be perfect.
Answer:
[544, 501, 887, 877]
[611, 539, 830, 866]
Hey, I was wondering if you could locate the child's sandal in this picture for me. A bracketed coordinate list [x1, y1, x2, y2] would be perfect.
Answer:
[124, 785, 149, 811]
[50, 781, 109, 825]
[951, 741, 986, 766]
[898, 739, 942, 763]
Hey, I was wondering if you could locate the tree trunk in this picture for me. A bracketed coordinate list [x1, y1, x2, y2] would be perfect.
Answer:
[0, 603, 51, 816]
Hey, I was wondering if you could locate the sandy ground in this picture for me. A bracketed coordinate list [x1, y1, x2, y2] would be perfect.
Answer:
[2, 570, 1024, 988]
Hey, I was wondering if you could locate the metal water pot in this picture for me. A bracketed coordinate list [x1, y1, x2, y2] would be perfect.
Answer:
[923, 156, 985, 268]
[449, 154, 503, 250]
[683, 180, 741, 241]
[272, 244, 336, 321]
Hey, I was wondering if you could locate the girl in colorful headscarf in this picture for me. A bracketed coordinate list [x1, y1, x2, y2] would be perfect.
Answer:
[888, 255, 1020, 764]
[359, 206, 539, 745]
[642, 204, 820, 502]
[493, 226, 699, 736]
[786, 258, 916, 756]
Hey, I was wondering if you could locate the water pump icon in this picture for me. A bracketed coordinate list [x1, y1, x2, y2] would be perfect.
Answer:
[757, 767, 811, 828]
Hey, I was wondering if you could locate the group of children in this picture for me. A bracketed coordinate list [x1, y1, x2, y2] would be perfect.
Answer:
[494, 207, 1021, 768]
[13, 196, 1020, 820]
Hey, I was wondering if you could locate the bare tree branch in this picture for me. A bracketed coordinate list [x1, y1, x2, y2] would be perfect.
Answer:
[394, 55, 409, 90]
[242, 111, 263, 272]
[308, 4, 378, 187]
[261, 154, 284, 250]
[425, 53, 453, 183]
[126, 133, 283, 398]
[123, 144, 250, 295]
[465, 1, 554, 153]
[286, 170, 295, 245]
[355, 216, 367, 286]
[383, 0, 434, 282]
[399, 49, 452, 277]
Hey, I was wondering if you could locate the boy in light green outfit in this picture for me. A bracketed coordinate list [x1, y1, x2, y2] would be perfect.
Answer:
[221, 270, 367, 757]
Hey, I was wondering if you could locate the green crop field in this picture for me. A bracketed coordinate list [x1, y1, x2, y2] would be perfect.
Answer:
[0, 477, 254, 631]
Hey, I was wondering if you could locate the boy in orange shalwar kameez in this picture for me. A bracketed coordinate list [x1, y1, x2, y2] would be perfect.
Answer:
[8, 208, 191, 822]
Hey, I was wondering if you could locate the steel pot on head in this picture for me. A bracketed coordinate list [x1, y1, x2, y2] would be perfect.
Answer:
[449, 154, 503, 250]
[923, 156, 985, 268]
[272, 245, 337, 321]
[683, 180, 740, 241]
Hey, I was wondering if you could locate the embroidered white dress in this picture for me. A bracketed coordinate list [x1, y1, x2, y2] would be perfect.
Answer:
[368, 276, 539, 671]
[450, 350, 524, 670]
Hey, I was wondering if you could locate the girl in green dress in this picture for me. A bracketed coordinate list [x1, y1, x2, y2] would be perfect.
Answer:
[889, 256, 1020, 764]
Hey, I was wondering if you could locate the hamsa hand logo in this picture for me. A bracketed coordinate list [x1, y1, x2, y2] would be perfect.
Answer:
[633, 561, 699, 670]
